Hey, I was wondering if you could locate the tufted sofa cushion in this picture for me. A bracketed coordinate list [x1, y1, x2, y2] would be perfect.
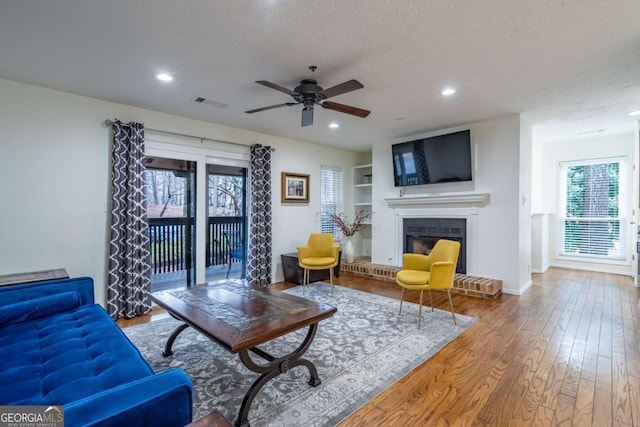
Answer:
[0, 303, 153, 406]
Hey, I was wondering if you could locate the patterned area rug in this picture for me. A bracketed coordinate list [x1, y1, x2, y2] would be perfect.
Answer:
[124, 283, 476, 426]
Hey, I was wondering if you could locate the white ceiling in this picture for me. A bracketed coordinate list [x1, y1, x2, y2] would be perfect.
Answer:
[1, 1, 639, 151]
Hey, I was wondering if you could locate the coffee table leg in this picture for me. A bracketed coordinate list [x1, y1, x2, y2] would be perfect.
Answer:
[235, 323, 320, 427]
[162, 323, 190, 357]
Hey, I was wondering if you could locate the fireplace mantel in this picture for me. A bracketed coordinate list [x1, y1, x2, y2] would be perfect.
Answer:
[384, 191, 490, 208]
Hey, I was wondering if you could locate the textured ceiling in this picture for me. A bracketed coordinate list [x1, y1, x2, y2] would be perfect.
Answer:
[1, 1, 639, 151]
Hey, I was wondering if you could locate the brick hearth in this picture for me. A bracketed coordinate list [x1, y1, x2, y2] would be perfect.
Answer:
[341, 257, 502, 299]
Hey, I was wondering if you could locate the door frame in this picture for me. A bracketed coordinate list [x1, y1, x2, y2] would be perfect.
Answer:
[146, 137, 249, 284]
[634, 123, 640, 286]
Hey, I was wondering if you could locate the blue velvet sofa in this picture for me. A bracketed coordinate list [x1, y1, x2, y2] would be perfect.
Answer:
[0, 276, 193, 426]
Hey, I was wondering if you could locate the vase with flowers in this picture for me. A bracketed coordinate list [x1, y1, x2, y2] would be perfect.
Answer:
[328, 209, 372, 263]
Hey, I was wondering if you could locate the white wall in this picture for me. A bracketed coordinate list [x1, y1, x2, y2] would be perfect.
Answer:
[371, 114, 532, 294]
[531, 213, 551, 273]
[518, 116, 533, 291]
[635, 121, 640, 286]
[534, 133, 635, 275]
[270, 139, 359, 280]
[0, 78, 358, 305]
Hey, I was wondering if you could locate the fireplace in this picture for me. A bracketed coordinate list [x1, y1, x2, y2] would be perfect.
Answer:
[403, 218, 466, 273]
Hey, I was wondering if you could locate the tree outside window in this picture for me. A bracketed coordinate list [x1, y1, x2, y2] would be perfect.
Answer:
[560, 159, 625, 260]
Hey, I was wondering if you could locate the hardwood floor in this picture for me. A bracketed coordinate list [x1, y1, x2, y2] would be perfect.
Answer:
[120, 267, 640, 426]
[330, 268, 640, 427]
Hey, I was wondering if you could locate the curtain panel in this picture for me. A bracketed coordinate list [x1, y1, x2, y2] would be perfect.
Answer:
[107, 120, 152, 319]
[247, 144, 273, 286]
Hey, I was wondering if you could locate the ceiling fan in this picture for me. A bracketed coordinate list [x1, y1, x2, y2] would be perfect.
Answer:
[245, 66, 371, 127]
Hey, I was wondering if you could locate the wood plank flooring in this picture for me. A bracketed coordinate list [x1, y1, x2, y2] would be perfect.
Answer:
[328, 268, 640, 427]
[119, 267, 640, 426]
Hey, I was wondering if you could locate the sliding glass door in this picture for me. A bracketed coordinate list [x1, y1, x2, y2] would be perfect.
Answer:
[205, 164, 248, 281]
[145, 154, 248, 291]
[146, 157, 197, 291]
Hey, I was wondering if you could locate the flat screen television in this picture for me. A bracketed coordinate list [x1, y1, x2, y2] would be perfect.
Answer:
[392, 129, 472, 187]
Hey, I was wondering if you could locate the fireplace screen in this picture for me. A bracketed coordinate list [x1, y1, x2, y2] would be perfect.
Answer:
[409, 236, 440, 255]
[403, 218, 466, 273]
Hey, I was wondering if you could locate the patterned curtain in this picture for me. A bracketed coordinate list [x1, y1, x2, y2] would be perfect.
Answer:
[247, 144, 273, 286]
[107, 120, 151, 319]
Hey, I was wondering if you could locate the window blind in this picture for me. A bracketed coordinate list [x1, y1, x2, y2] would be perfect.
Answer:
[320, 165, 343, 240]
[559, 158, 625, 260]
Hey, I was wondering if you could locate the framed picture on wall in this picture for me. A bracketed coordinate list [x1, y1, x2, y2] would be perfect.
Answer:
[281, 172, 310, 203]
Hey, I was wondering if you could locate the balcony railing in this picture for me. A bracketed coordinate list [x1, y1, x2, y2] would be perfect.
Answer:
[148, 216, 245, 274]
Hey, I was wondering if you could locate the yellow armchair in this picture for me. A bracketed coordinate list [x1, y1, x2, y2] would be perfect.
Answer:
[297, 233, 340, 295]
[396, 239, 460, 328]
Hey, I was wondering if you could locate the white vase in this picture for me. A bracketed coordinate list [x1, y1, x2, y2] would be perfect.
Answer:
[343, 237, 355, 263]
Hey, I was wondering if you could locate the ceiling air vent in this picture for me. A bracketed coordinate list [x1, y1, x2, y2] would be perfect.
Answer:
[193, 97, 228, 109]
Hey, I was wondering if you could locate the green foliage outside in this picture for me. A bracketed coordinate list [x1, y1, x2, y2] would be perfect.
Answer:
[564, 162, 619, 256]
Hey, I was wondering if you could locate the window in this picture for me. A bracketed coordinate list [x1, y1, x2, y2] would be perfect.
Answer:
[320, 165, 343, 240]
[558, 157, 627, 261]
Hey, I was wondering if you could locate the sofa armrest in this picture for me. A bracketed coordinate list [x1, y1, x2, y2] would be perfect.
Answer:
[0, 291, 82, 326]
[64, 368, 193, 427]
[0, 277, 94, 307]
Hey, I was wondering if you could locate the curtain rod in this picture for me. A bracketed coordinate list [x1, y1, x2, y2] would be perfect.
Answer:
[103, 119, 275, 151]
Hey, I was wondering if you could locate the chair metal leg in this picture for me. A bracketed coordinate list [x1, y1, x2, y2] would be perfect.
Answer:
[428, 289, 434, 312]
[399, 288, 405, 314]
[306, 268, 310, 294]
[447, 289, 457, 325]
[329, 267, 334, 295]
[302, 268, 308, 294]
[418, 290, 423, 329]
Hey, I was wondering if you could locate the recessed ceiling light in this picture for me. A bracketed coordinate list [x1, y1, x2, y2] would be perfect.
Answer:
[628, 111, 640, 116]
[328, 122, 339, 128]
[155, 73, 174, 82]
[441, 88, 456, 96]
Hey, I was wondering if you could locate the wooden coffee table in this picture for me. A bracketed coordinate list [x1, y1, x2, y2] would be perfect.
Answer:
[150, 280, 337, 427]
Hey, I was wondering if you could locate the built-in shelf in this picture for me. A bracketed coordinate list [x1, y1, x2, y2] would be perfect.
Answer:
[353, 164, 373, 211]
[352, 163, 373, 255]
[385, 191, 490, 208]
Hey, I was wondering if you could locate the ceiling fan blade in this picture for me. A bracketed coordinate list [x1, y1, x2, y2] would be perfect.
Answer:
[255, 80, 297, 96]
[321, 101, 371, 118]
[301, 107, 314, 127]
[245, 102, 298, 114]
[318, 79, 364, 99]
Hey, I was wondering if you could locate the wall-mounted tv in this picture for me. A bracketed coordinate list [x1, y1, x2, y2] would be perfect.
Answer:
[392, 129, 472, 187]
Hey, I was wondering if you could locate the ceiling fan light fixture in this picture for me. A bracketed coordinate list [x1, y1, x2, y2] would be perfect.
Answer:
[301, 105, 314, 127]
